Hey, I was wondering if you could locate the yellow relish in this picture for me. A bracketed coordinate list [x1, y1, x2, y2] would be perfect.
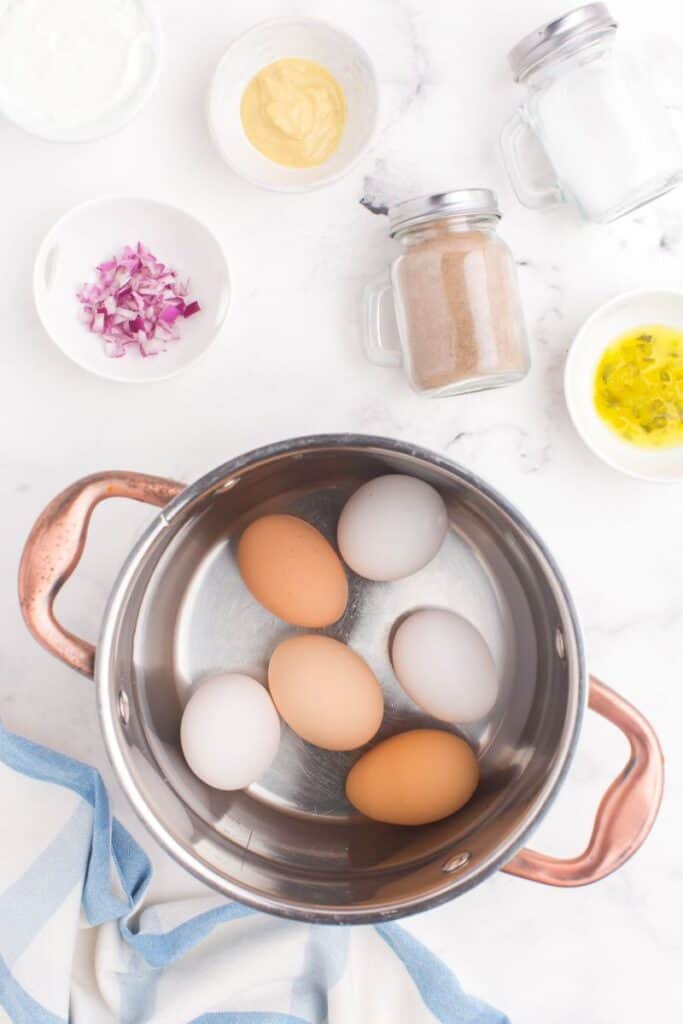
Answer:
[594, 324, 683, 448]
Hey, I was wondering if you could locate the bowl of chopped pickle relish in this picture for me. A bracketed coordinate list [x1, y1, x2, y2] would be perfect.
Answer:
[565, 289, 683, 482]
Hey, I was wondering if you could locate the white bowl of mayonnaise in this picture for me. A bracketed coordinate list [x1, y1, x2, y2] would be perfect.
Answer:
[0, 0, 162, 143]
[208, 17, 379, 192]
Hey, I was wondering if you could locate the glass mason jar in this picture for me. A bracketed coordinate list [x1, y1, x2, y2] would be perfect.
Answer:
[363, 190, 530, 397]
[502, 3, 683, 224]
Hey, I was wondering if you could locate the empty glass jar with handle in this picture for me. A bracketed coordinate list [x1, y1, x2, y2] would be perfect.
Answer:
[363, 190, 530, 397]
[502, 3, 683, 223]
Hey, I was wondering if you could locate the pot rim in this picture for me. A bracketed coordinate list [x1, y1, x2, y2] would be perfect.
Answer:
[96, 433, 586, 923]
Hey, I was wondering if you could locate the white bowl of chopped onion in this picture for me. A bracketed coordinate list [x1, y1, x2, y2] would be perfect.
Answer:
[33, 196, 231, 382]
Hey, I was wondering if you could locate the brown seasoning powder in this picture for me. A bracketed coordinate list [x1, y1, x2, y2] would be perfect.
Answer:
[393, 226, 527, 392]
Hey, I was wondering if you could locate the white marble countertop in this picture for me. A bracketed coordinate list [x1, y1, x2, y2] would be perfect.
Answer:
[1, 0, 681, 1019]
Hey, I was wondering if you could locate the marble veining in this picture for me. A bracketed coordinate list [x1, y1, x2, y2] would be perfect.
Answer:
[0, 0, 681, 1020]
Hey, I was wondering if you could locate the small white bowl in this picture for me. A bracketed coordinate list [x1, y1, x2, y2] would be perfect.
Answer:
[34, 197, 231, 383]
[565, 289, 683, 482]
[208, 16, 378, 192]
[0, 0, 162, 143]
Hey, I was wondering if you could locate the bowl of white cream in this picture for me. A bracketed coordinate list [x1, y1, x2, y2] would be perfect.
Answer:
[0, 0, 162, 142]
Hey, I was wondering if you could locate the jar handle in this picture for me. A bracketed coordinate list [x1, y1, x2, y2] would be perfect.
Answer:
[500, 109, 564, 210]
[362, 269, 403, 368]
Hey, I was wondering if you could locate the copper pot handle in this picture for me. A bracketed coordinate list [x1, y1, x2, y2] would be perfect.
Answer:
[18, 472, 184, 680]
[502, 675, 664, 886]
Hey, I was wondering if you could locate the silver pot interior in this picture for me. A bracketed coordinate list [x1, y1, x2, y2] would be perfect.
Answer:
[98, 437, 583, 921]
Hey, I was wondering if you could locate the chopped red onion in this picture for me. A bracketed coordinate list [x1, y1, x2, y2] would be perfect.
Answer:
[77, 242, 201, 359]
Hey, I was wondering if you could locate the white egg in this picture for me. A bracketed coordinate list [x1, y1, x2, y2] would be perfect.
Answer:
[391, 609, 498, 723]
[180, 673, 280, 790]
[337, 474, 448, 581]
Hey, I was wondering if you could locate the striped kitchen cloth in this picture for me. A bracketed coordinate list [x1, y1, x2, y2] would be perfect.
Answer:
[0, 722, 508, 1024]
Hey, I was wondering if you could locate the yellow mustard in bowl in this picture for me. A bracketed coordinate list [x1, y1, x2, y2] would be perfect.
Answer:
[594, 324, 683, 448]
[240, 58, 346, 168]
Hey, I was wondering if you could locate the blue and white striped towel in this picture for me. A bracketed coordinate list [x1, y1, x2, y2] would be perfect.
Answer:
[0, 722, 508, 1024]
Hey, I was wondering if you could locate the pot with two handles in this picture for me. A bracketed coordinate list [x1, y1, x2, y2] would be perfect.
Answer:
[18, 435, 663, 923]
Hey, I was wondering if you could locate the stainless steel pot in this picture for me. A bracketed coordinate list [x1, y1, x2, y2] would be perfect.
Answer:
[18, 435, 663, 923]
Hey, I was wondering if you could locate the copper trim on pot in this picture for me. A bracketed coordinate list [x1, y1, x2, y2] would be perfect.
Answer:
[16, 435, 665, 922]
[18, 471, 184, 678]
[503, 675, 664, 886]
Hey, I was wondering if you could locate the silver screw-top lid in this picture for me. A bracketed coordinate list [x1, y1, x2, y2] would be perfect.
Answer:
[508, 3, 617, 83]
[389, 189, 501, 237]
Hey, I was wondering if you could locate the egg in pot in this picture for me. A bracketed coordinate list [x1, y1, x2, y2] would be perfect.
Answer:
[345, 728, 479, 825]
[337, 474, 449, 581]
[237, 513, 348, 627]
[268, 634, 384, 751]
[391, 608, 498, 723]
[180, 673, 281, 790]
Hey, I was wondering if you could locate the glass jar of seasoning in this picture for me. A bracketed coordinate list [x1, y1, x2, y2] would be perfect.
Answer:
[502, 3, 683, 223]
[363, 190, 529, 397]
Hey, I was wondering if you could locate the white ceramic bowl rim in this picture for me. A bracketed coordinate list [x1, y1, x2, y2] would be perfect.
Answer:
[0, 0, 163, 143]
[33, 194, 231, 384]
[207, 15, 379, 193]
[565, 287, 683, 482]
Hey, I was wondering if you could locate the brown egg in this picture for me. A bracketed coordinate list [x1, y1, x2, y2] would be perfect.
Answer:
[237, 514, 348, 627]
[345, 729, 479, 826]
[268, 635, 384, 751]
